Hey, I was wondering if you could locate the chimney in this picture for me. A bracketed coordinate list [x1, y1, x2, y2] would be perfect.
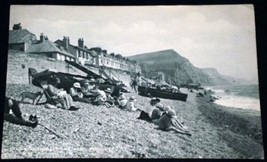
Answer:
[40, 33, 45, 42]
[63, 36, 69, 50]
[78, 38, 84, 48]
[12, 23, 22, 30]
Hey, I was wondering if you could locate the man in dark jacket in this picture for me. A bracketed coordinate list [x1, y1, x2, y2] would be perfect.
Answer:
[4, 97, 38, 127]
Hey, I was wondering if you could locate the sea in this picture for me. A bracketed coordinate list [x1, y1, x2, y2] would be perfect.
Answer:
[204, 84, 261, 111]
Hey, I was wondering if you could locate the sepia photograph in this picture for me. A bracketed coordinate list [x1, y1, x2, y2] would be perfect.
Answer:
[1, 5, 264, 159]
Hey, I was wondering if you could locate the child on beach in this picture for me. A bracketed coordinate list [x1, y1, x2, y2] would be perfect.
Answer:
[117, 94, 128, 109]
[125, 96, 137, 111]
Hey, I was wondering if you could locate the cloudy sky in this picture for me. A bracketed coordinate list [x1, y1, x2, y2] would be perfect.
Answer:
[9, 5, 258, 82]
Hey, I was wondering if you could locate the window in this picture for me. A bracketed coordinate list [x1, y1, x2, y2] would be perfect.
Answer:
[47, 53, 53, 57]
[83, 51, 85, 58]
[86, 53, 89, 59]
[57, 53, 61, 60]
[63, 55, 66, 61]
[79, 50, 81, 57]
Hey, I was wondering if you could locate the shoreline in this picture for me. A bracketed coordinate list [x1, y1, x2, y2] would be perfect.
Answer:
[1, 84, 264, 159]
[196, 95, 263, 158]
[202, 84, 260, 111]
[196, 96, 263, 143]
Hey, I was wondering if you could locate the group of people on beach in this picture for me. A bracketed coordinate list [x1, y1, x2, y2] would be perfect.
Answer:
[4, 73, 192, 136]
[4, 75, 139, 126]
[39, 75, 140, 111]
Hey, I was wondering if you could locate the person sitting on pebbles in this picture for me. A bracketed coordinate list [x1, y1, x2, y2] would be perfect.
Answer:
[150, 106, 173, 123]
[157, 108, 191, 136]
[117, 93, 128, 109]
[90, 86, 107, 106]
[80, 79, 96, 98]
[125, 96, 138, 111]
[41, 79, 79, 111]
[137, 97, 161, 122]
[69, 82, 91, 103]
[104, 88, 115, 107]
[69, 82, 83, 99]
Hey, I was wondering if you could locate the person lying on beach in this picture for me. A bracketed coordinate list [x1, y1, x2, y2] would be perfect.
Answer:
[41, 79, 79, 111]
[125, 96, 138, 111]
[157, 109, 191, 136]
[69, 82, 91, 103]
[137, 97, 161, 122]
[4, 97, 38, 128]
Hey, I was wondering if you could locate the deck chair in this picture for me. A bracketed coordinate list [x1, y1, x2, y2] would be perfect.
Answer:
[35, 85, 58, 105]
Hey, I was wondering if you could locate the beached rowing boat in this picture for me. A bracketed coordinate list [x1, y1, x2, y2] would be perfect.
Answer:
[31, 69, 115, 92]
[138, 86, 188, 102]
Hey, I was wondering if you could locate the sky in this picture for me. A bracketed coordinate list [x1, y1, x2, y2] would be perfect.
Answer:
[9, 5, 258, 82]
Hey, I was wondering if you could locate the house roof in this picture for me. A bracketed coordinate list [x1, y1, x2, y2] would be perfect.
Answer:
[54, 40, 77, 57]
[55, 39, 94, 57]
[26, 40, 74, 58]
[9, 29, 36, 44]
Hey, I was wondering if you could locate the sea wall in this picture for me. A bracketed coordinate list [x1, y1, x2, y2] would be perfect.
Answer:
[6, 50, 132, 86]
[6, 50, 87, 84]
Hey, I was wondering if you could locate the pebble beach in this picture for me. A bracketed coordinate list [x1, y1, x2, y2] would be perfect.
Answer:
[1, 84, 264, 159]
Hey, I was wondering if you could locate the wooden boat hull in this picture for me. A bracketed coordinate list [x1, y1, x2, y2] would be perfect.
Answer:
[32, 69, 114, 92]
[138, 86, 188, 102]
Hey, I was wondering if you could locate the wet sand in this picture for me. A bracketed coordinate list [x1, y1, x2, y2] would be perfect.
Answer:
[1, 84, 264, 159]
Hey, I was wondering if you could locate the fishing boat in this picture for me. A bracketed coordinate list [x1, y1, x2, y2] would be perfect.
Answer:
[31, 60, 129, 93]
[138, 86, 188, 102]
[31, 69, 115, 92]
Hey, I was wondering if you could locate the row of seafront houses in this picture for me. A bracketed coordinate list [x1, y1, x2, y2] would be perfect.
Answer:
[8, 23, 141, 74]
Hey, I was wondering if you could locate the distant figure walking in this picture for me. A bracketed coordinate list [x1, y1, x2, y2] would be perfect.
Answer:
[132, 72, 141, 93]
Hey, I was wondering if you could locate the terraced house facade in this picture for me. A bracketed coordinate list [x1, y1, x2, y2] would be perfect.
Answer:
[9, 23, 141, 74]
[55, 38, 141, 73]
